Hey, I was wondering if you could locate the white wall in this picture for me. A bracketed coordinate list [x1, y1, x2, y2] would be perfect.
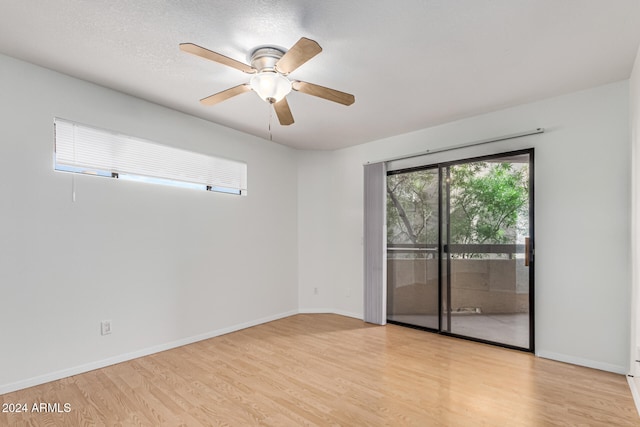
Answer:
[0, 54, 299, 393]
[298, 81, 632, 373]
[297, 150, 339, 311]
[629, 43, 640, 388]
[0, 50, 633, 395]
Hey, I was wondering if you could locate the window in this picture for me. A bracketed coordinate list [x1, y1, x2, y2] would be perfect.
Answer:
[54, 118, 247, 195]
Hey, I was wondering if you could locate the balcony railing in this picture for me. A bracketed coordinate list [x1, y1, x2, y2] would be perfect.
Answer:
[387, 243, 525, 254]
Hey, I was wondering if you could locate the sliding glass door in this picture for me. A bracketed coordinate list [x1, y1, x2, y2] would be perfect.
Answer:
[387, 150, 534, 351]
[386, 167, 440, 329]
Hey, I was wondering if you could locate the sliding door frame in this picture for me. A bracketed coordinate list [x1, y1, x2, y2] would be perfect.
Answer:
[386, 164, 441, 332]
[386, 148, 535, 353]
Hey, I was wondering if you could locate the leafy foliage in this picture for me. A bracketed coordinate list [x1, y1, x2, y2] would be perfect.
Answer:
[448, 162, 528, 245]
[387, 170, 438, 245]
[387, 161, 528, 249]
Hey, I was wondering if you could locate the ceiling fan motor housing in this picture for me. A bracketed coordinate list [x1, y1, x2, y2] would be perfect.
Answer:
[250, 47, 286, 73]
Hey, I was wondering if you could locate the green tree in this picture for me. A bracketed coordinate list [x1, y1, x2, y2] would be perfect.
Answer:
[386, 161, 528, 251]
[448, 161, 528, 247]
[386, 170, 438, 245]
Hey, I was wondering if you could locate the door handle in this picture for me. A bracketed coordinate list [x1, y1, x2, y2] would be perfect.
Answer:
[524, 237, 530, 267]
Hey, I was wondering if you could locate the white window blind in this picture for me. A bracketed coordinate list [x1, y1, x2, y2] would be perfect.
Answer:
[54, 118, 247, 194]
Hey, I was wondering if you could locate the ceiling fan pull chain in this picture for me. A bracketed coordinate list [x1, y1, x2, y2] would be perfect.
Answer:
[269, 105, 273, 141]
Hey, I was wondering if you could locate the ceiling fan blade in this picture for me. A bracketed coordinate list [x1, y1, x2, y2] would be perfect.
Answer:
[275, 37, 322, 74]
[180, 43, 255, 74]
[292, 81, 355, 106]
[273, 97, 294, 126]
[200, 84, 251, 106]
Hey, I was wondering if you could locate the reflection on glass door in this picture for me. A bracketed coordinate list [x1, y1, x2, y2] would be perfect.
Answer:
[386, 167, 440, 330]
[442, 152, 532, 349]
[387, 150, 533, 351]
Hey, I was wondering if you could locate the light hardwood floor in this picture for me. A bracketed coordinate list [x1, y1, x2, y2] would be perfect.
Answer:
[1, 314, 638, 426]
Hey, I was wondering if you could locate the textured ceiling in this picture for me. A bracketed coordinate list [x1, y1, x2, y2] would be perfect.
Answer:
[0, 1, 639, 150]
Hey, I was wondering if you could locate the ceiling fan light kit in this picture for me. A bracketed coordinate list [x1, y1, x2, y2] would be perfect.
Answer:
[250, 72, 292, 103]
[249, 46, 291, 103]
[180, 37, 355, 126]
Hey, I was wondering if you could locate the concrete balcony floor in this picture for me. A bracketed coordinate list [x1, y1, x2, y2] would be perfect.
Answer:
[388, 312, 529, 349]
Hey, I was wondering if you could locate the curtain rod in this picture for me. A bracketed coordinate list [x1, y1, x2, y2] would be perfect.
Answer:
[365, 128, 544, 165]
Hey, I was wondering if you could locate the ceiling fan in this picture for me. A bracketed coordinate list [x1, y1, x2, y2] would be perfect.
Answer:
[179, 37, 355, 126]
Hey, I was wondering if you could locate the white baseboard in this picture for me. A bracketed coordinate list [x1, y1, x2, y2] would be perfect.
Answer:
[7, 311, 625, 396]
[332, 309, 364, 320]
[297, 307, 336, 314]
[536, 350, 626, 374]
[628, 376, 640, 417]
[297, 308, 364, 320]
[0, 309, 298, 395]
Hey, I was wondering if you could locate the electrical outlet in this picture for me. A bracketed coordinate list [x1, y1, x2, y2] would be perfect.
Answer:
[346, 287, 351, 297]
[314, 287, 318, 295]
[101, 320, 112, 336]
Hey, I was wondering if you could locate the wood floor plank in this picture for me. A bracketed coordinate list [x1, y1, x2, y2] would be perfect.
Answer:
[1, 314, 638, 426]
